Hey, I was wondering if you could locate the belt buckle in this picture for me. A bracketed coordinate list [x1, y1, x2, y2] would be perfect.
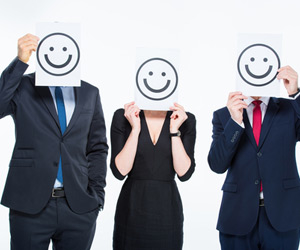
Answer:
[52, 188, 63, 198]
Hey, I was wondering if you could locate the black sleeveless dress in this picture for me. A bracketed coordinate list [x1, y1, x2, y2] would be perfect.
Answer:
[110, 109, 196, 250]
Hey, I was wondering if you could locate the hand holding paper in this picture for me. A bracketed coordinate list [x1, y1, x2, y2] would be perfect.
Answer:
[18, 34, 39, 63]
[226, 92, 248, 125]
[169, 103, 188, 133]
[124, 102, 141, 133]
[277, 66, 299, 96]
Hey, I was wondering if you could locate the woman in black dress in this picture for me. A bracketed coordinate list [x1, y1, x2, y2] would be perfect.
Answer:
[110, 102, 196, 250]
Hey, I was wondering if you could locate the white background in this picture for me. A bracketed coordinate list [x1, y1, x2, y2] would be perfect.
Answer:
[1, 0, 300, 249]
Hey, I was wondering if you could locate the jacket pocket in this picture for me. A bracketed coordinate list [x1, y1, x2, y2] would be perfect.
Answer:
[283, 178, 300, 189]
[222, 182, 237, 193]
[9, 159, 33, 167]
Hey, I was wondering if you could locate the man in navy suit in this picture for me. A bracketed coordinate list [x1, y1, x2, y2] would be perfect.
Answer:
[208, 66, 300, 249]
[0, 34, 108, 250]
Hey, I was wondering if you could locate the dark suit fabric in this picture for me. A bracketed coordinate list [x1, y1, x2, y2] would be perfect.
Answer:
[10, 198, 99, 250]
[0, 58, 108, 215]
[219, 207, 300, 250]
[208, 97, 300, 236]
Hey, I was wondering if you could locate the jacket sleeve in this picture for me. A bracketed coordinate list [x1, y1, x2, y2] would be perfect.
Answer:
[207, 110, 244, 174]
[177, 112, 197, 182]
[290, 95, 300, 141]
[86, 89, 108, 207]
[0, 57, 28, 118]
[110, 109, 128, 180]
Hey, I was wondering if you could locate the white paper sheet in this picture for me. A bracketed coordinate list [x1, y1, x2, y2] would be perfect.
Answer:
[135, 48, 180, 110]
[236, 34, 282, 97]
[36, 22, 81, 86]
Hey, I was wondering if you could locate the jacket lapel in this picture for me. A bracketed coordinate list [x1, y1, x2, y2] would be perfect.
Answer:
[30, 74, 61, 130]
[258, 97, 280, 149]
[243, 110, 258, 149]
[243, 98, 280, 150]
[31, 74, 84, 137]
[63, 85, 83, 137]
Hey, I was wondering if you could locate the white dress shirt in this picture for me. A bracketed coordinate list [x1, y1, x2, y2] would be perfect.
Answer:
[49, 86, 76, 188]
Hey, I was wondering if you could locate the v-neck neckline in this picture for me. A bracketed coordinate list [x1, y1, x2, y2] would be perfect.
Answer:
[142, 110, 169, 147]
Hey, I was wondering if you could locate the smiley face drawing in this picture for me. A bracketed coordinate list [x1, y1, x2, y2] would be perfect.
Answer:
[136, 58, 178, 101]
[237, 44, 280, 87]
[37, 33, 80, 76]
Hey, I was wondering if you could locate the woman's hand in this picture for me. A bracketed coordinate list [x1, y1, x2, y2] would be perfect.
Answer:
[124, 102, 141, 133]
[114, 102, 141, 176]
[170, 103, 188, 133]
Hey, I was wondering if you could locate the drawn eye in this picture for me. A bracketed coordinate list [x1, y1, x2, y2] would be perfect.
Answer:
[63, 47, 67, 51]
[162, 72, 166, 76]
[250, 57, 255, 62]
[263, 58, 268, 62]
[49, 47, 54, 51]
[149, 71, 153, 76]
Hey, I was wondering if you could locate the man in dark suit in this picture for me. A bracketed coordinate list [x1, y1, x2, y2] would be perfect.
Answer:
[208, 66, 300, 249]
[0, 34, 108, 250]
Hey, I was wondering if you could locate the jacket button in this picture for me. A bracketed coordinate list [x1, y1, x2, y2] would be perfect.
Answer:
[255, 180, 259, 185]
[257, 152, 262, 157]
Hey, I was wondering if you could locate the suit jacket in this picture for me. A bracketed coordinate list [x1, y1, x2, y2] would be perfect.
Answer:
[208, 96, 300, 235]
[0, 58, 108, 215]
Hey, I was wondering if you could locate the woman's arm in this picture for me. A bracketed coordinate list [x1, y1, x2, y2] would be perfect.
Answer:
[170, 103, 196, 180]
[111, 102, 141, 178]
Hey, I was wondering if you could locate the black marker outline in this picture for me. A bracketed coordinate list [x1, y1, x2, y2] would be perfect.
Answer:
[143, 79, 171, 93]
[245, 65, 273, 79]
[37, 32, 80, 76]
[237, 43, 280, 87]
[44, 54, 72, 68]
[136, 58, 178, 101]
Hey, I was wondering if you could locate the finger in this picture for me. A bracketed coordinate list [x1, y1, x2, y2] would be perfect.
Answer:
[18, 39, 39, 48]
[229, 93, 247, 101]
[19, 44, 38, 53]
[278, 67, 298, 78]
[228, 91, 243, 100]
[278, 65, 294, 73]
[230, 102, 248, 110]
[18, 35, 39, 46]
[170, 106, 180, 111]
[173, 103, 184, 110]
[134, 109, 140, 117]
[126, 105, 137, 116]
[170, 110, 184, 119]
[277, 71, 297, 81]
[170, 113, 179, 120]
[127, 106, 140, 119]
[230, 99, 248, 107]
[124, 101, 135, 110]
[228, 94, 248, 104]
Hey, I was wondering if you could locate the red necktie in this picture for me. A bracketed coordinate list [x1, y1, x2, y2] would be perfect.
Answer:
[252, 100, 262, 146]
[252, 100, 262, 191]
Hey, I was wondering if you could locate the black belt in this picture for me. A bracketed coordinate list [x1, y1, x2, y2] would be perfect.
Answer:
[259, 199, 264, 206]
[52, 188, 65, 198]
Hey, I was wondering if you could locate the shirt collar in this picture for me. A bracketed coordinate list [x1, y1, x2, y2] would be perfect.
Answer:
[245, 96, 270, 107]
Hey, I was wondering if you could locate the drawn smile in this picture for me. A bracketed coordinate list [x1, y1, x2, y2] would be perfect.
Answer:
[44, 54, 72, 68]
[143, 79, 171, 93]
[245, 65, 273, 79]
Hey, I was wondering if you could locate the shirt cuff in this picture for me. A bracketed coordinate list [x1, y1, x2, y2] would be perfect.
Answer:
[232, 118, 245, 129]
[289, 88, 300, 99]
